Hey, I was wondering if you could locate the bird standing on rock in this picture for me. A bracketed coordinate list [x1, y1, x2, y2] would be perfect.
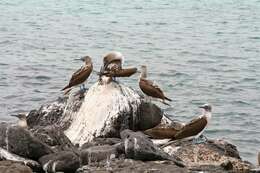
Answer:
[62, 56, 93, 93]
[99, 51, 138, 84]
[174, 104, 212, 144]
[139, 65, 172, 105]
[10, 113, 28, 129]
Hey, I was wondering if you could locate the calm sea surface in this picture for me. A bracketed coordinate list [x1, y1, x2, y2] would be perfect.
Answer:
[0, 0, 260, 163]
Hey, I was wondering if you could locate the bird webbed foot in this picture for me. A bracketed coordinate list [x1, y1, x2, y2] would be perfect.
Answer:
[192, 135, 207, 144]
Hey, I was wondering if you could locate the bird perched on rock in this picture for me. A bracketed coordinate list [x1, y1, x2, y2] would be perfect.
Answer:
[99, 51, 137, 84]
[62, 56, 93, 93]
[174, 104, 212, 144]
[139, 65, 172, 105]
[10, 113, 28, 129]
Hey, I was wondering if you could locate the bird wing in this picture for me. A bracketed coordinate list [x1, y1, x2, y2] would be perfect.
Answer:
[108, 68, 137, 77]
[68, 64, 93, 86]
[174, 116, 207, 140]
[139, 78, 165, 99]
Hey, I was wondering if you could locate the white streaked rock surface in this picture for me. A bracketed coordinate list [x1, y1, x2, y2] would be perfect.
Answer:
[65, 82, 142, 146]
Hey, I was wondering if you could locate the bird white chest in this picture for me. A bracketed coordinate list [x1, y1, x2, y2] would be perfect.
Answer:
[18, 119, 28, 129]
[205, 112, 212, 125]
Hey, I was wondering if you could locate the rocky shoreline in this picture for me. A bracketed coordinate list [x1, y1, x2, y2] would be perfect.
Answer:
[0, 82, 259, 173]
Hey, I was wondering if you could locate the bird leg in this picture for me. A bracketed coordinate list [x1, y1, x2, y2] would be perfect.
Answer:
[192, 134, 207, 144]
[79, 84, 86, 93]
[112, 77, 119, 84]
[82, 84, 88, 91]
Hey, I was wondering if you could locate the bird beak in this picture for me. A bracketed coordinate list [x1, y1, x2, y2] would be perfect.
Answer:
[136, 70, 141, 74]
[80, 57, 86, 62]
[199, 106, 205, 109]
[10, 114, 19, 118]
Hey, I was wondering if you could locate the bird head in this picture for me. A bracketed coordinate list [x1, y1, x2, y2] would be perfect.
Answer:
[103, 51, 124, 67]
[140, 65, 147, 78]
[10, 113, 27, 120]
[80, 56, 92, 63]
[199, 104, 212, 112]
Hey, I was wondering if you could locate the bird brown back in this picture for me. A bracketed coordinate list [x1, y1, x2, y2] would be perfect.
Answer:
[174, 116, 207, 140]
[62, 63, 93, 90]
[139, 78, 171, 101]
[106, 67, 137, 77]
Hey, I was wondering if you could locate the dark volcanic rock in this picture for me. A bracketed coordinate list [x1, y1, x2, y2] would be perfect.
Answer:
[76, 159, 188, 173]
[0, 125, 53, 160]
[162, 138, 253, 172]
[135, 102, 163, 131]
[39, 151, 80, 173]
[80, 145, 119, 165]
[81, 137, 121, 150]
[0, 160, 33, 173]
[0, 123, 9, 150]
[27, 94, 83, 130]
[0, 147, 41, 172]
[120, 130, 184, 167]
[31, 125, 75, 152]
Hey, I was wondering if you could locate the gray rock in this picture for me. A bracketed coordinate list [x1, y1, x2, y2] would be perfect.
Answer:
[0, 125, 53, 160]
[80, 145, 119, 165]
[31, 125, 76, 152]
[81, 137, 121, 150]
[27, 94, 83, 130]
[0, 147, 41, 172]
[65, 82, 143, 145]
[76, 159, 187, 173]
[120, 130, 184, 167]
[135, 102, 163, 131]
[162, 138, 253, 172]
[250, 167, 260, 173]
[39, 151, 80, 173]
[0, 161, 32, 173]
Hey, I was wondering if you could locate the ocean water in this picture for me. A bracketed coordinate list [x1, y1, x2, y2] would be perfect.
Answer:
[0, 0, 260, 164]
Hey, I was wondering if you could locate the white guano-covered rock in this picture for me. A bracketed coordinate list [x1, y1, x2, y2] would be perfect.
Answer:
[65, 82, 142, 146]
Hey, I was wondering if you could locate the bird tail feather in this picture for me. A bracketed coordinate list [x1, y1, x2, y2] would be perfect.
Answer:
[165, 96, 172, 102]
[61, 85, 70, 91]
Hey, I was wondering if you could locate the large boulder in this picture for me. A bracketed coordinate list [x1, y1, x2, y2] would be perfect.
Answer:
[25, 82, 163, 147]
[39, 151, 80, 173]
[0, 125, 53, 160]
[65, 82, 163, 146]
[120, 129, 184, 167]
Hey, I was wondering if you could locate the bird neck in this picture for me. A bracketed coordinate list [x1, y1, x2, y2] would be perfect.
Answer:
[203, 110, 212, 119]
[85, 61, 91, 65]
[18, 119, 28, 129]
[140, 71, 147, 79]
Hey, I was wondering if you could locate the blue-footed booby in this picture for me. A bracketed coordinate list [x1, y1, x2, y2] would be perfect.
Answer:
[139, 65, 172, 105]
[62, 56, 93, 92]
[10, 113, 28, 129]
[174, 104, 212, 144]
[99, 51, 137, 83]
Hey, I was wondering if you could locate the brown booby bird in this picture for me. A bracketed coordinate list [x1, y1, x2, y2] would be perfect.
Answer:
[99, 51, 137, 83]
[10, 113, 28, 129]
[174, 104, 212, 144]
[139, 65, 172, 105]
[62, 56, 93, 92]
